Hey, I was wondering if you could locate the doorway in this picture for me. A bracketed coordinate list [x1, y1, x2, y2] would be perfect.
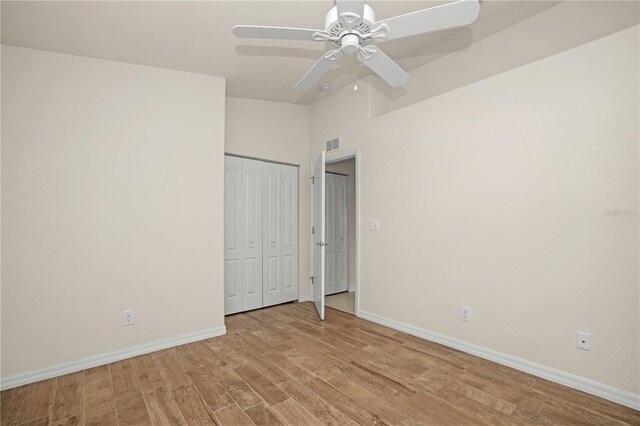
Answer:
[324, 160, 355, 314]
[309, 149, 360, 319]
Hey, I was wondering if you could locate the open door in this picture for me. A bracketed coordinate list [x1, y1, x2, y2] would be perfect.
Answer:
[312, 151, 326, 320]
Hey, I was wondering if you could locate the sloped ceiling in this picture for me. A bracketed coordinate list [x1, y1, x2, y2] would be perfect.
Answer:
[2, 1, 637, 105]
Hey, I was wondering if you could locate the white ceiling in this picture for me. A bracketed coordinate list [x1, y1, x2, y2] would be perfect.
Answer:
[1, 1, 637, 104]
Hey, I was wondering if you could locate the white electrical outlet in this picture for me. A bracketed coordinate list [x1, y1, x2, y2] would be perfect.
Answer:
[577, 331, 591, 351]
[460, 306, 472, 322]
[123, 310, 135, 326]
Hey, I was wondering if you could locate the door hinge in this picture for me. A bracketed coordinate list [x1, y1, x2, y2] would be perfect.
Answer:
[312, 226, 315, 235]
[310, 276, 314, 284]
[311, 176, 315, 184]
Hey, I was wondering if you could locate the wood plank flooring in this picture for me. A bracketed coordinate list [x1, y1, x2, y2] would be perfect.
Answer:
[2, 302, 639, 425]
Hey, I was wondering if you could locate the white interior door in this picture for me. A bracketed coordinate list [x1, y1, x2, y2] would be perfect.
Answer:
[335, 174, 348, 293]
[324, 173, 336, 295]
[281, 165, 298, 303]
[224, 156, 242, 315]
[312, 151, 326, 320]
[241, 158, 263, 311]
[262, 162, 282, 307]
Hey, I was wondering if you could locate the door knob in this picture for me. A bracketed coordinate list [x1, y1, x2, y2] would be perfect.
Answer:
[249, 239, 253, 244]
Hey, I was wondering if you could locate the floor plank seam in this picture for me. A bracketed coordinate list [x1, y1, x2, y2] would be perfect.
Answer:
[48, 376, 59, 426]
[240, 400, 265, 412]
[107, 363, 121, 426]
[131, 356, 154, 425]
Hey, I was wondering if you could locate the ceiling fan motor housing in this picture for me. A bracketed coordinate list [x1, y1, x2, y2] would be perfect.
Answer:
[340, 34, 360, 53]
[324, 4, 376, 48]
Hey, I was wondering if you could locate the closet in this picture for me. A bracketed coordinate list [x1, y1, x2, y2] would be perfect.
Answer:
[325, 172, 348, 295]
[224, 155, 298, 315]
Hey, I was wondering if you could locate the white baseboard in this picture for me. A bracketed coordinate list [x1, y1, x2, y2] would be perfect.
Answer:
[0, 325, 227, 391]
[358, 310, 640, 410]
[298, 295, 310, 302]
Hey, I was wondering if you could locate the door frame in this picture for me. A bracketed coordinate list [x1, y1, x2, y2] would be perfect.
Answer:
[308, 148, 361, 317]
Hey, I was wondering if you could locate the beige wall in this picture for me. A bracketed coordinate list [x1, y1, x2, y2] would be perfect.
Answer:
[325, 159, 356, 292]
[225, 97, 311, 299]
[1, 23, 638, 399]
[1, 46, 226, 377]
[309, 26, 640, 393]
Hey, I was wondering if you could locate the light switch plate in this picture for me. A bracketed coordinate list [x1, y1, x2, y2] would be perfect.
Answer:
[369, 219, 380, 231]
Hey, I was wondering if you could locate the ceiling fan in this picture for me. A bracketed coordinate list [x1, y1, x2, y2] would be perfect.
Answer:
[233, 0, 481, 91]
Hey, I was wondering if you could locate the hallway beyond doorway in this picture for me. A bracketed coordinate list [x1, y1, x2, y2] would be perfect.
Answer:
[325, 290, 355, 314]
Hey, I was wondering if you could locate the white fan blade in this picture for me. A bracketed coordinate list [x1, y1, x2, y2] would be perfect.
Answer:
[336, 0, 365, 27]
[357, 46, 409, 88]
[232, 25, 328, 41]
[374, 0, 480, 42]
[296, 50, 343, 91]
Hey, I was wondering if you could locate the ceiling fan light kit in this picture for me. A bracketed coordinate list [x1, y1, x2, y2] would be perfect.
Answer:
[232, 0, 480, 92]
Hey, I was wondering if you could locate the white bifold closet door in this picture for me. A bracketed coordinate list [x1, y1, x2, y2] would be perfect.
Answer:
[281, 165, 299, 303]
[224, 155, 297, 315]
[263, 162, 282, 307]
[224, 156, 243, 314]
[241, 158, 263, 311]
[224, 157, 263, 315]
[325, 173, 348, 295]
[263, 162, 298, 307]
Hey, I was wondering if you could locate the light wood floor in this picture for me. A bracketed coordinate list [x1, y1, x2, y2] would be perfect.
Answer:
[2, 302, 639, 426]
[325, 291, 355, 315]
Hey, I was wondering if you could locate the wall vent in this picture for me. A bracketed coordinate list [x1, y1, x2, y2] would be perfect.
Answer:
[326, 138, 340, 152]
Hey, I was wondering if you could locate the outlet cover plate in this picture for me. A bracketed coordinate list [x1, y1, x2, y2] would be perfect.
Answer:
[577, 331, 591, 350]
[123, 310, 135, 326]
[460, 306, 472, 322]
